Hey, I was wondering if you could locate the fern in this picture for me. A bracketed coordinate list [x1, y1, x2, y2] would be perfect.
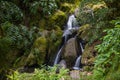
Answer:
[93, 20, 120, 80]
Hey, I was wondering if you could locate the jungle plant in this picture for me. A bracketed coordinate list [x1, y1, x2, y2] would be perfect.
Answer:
[92, 19, 120, 80]
[8, 66, 70, 80]
[78, 0, 109, 44]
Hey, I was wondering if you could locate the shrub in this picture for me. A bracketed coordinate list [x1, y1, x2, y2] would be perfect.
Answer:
[8, 66, 70, 80]
[92, 19, 120, 80]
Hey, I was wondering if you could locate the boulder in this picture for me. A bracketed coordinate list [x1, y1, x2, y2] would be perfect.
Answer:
[25, 37, 47, 66]
[59, 60, 67, 69]
[62, 38, 78, 68]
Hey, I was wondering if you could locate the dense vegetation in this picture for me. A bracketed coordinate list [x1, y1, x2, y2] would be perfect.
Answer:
[78, 0, 120, 80]
[8, 66, 70, 80]
[0, 0, 120, 80]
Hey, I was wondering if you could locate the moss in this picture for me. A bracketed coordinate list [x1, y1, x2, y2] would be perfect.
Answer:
[44, 29, 62, 64]
[60, 3, 73, 13]
[60, 0, 80, 14]
[49, 10, 67, 29]
[78, 24, 91, 41]
[81, 40, 101, 72]
[25, 37, 47, 66]
[13, 37, 47, 67]
[0, 38, 12, 72]
[54, 26, 63, 38]
[92, 2, 107, 11]
[39, 19, 46, 29]
[41, 0, 80, 30]
[34, 37, 47, 51]
[81, 46, 95, 70]
[83, 66, 91, 71]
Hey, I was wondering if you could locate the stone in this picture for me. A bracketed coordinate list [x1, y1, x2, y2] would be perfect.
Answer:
[59, 60, 67, 69]
[64, 38, 78, 57]
[70, 70, 80, 80]
[62, 38, 78, 68]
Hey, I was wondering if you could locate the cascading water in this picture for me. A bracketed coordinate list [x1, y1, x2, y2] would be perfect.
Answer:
[73, 56, 81, 70]
[53, 14, 84, 70]
[54, 46, 64, 65]
[54, 15, 75, 65]
[73, 42, 84, 70]
[80, 42, 84, 53]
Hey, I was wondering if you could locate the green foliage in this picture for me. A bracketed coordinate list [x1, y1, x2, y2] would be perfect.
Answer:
[31, 37, 47, 65]
[1, 22, 36, 51]
[30, 0, 58, 15]
[78, 0, 109, 44]
[0, 0, 80, 79]
[92, 20, 120, 80]
[8, 66, 70, 80]
[0, 37, 12, 72]
[0, 21, 38, 76]
[0, 1, 23, 23]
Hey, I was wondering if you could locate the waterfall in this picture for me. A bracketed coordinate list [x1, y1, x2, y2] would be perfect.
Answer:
[54, 46, 64, 65]
[53, 14, 84, 70]
[80, 42, 84, 53]
[54, 15, 75, 66]
[73, 56, 81, 70]
[73, 42, 84, 70]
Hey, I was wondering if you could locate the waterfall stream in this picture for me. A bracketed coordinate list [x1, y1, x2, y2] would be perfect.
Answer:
[54, 15, 75, 66]
[80, 42, 84, 53]
[54, 46, 64, 65]
[73, 56, 81, 70]
[73, 42, 84, 70]
[53, 14, 84, 70]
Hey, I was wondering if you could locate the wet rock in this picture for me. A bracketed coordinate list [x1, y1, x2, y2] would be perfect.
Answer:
[56, 60, 67, 73]
[59, 60, 67, 69]
[62, 38, 78, 68]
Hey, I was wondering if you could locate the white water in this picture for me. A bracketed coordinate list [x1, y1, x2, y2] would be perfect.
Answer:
[53, 14, 83, 69]
[80, 42, 84, 53]
[73, 42, 84, 70]
[73, 56, 81, 70]
[63, 14, 78, 37]
[54, 46, 63, 65]
[54, 15, 75, 66]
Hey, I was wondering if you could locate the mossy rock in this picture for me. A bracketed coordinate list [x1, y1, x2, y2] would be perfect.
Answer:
[13, 36, 48, 67]
[60, 1, 80, 14]
[45, 29, 62, 65]
[81, 40, 100, 66]
[25, 37, 47, 66]
[78, 24, 91, 41]
[33, 37, 47, 51]
[49, 10, 67, 29]
[60, 3, 73, 13]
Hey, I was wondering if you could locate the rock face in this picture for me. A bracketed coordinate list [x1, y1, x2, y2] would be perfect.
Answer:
[62, 38, 79, 68]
